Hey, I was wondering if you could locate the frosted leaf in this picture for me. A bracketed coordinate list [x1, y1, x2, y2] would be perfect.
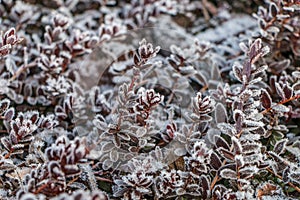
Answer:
[261, 195, 290, 200]
[93, 115, 107, 131]
[292, 71, 300, 79]
[207, 128, 221, 144]
[239, 42, 248, 53]
[253, 65, 268, 76]
[220, 168, 237, 180]
[231, 137, 242, 155]
[200, 175, 210, 198]
[233, 109, 244, 124]
[232, 63, 243, 82]
[293, 81, 300, 95]
[178, 65, 196, 75]
[4, 107, 15, 121]
[113, 76, 131, 84]
[194, 71, 208, 86]
[261, 89, 272, 109]
[239, 166, 259, 176]
[214, 135, 230, 150]
[243, 154, 263, 164]
[0, 99, 10, 115]
[174, 148, 186, 156]
[235, 155, 245, 168]
[285, 144, 300, 159]
[288, 169, 300, 185]
[244, 120, 264, 127]
[249, 77, 262, 85]
[217, 123, 236, 136]
[176, 188, 186, 195]
[215, 103, 228, 124]
[138, 139, 147, 147]
[110, 149, 119, 162]
[101, 142, 115, 152]
[272, 104, 290, 113]
[136, 127, 147, 138]
[273, 139, 288, 155]
[239, 89, 252, 102]
[218, 147, 234, 160]
[209, 151, 222, 170]
[103, 159, 113, 170]
[275, 83, 285, 100]
[175, 79, 190, 91]
[242, 142, 261, 154]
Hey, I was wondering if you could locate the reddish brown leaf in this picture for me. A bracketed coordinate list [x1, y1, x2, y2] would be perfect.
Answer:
[261, 89, 272, 109]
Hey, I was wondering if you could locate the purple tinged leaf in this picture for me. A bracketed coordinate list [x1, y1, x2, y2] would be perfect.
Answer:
[200, 175, 210, 199]
[259, 18, 266, 29]
[215, 103, 228, 123]
[249, 39, 261, 58]
[269, 2, 278, 18]
[253, 65, 268, 76]
[30, 112, 39, 124]
[288, 168, 300, 185]
[4, 108, 15, 121]
[218, 147, 234, 160]
[200, 115, 212, 122]
[275, 82, 285, 100]
[1, 137, 11, 151]
[214, 135, 230, 150]
[232, 64, 243, 82]
[283, 85, 293, 100]
[176, 188, 186, 196]
[209, 151, 222, 170]
[110, 149, 119, 162]
[231, 137, 242, 155]
[268, 151, 287, 167]
[220, 168, 237, 180]
[242, 142, 261, 154]
[235, 155, 244, 168]
[134, 54, 139, 65]
[233, 110, 244, 124]
[243, 62, 252, 82]
[273, 139, 288, 155]
[217, 123, 236, 136]
[212, 184, 226, 199]
[3, 28, 16, 45]
[194, 71, 208, 87]
[239, 166, 259, 178]
[261, 89, 272, 109]
[270, 59, 290, 73]
[293, 82, 300, 95]
[0, 99, 10, 115]
[64, 165, 81, 177]
[9, 132, 18, 145]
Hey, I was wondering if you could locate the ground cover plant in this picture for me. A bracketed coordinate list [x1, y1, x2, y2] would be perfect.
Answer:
[0, 0, 300, 199]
